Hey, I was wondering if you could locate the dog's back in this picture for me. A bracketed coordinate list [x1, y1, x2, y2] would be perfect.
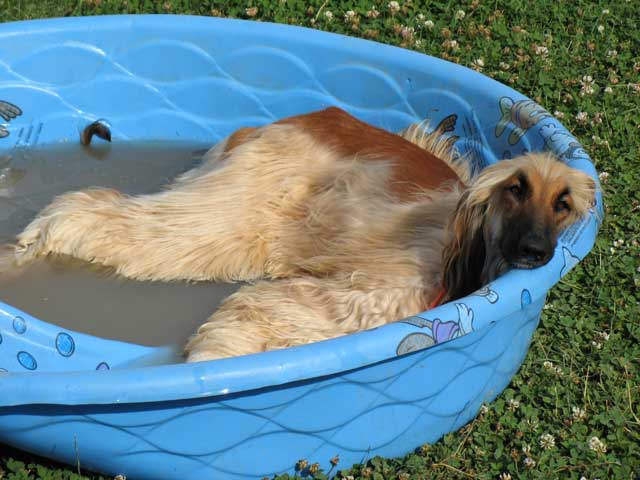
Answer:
[223, 107, 463, 199]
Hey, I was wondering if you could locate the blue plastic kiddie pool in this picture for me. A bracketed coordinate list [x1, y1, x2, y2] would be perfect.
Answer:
[0, 15, 602, 480]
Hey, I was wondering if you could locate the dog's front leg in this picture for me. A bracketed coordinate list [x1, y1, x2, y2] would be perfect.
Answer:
[11, 183, 269, 283]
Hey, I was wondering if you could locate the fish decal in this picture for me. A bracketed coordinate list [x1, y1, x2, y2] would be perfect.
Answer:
[560, 246, 581, 277]
[538, 123, 590, 163]
[521, 289, 532, 308]
[495, 97, 552, 145]
[0, 100, 22, 139]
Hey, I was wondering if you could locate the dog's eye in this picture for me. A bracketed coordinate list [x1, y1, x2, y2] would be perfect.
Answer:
[555, 199, 570, 213]
[509, 184, 522, 197]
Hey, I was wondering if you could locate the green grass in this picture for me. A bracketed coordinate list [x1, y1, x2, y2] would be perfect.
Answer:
[1, 0, 639, 479]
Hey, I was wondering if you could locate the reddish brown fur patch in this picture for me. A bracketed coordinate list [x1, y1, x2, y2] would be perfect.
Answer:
[224, 127, 258, 152]
[280, 107, 461, 198]
[224, 107, 461, 200]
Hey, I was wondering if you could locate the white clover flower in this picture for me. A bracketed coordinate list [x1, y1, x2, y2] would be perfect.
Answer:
[553, 110, 565, 119]
[507, 398, 520, 411]
[604, 86, 613, 94]
[388, 1, 400, 14]
[366, 7, 380, 18]
[597, 24, 605, 33]
[499, 61, 511, 71]
[607, 49, 618, 57]
[245, 6, 258, 17]
[523, 457, 537, 468]
[455, 9, 466, 20]
[414, 39, 423, 47]
[424, 19, 435, 29]
[442, 39, 459, 51]
[534, 45, 549, 57]
[581, 85, 595, 96]
[576, 111, 589, 124]
[401, 26, 415, 38]
[591, 112, 604, 126]
[539, 433, 556, 450]
[324, 10, 334, 20]
[580, 75, 597, 96]
[572, 406, 587, 421]
[344, 10, 356, 22]
[499, 473, 512, 480]
[602, 8, 610, 14]
[598, 171, 609, 181]
[543, 360, 554, 371]
[588, 436, 607, 454]
[471, 58, 485, 71]
[480, 404, 489, 415]
[522, 444, 532, 456]
[417, 13, 425, 20]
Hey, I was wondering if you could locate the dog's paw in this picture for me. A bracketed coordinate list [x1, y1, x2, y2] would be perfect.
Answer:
[14, 215, 53, 265]
[13, 189, 106, 263]
[0, 243, 28, 280]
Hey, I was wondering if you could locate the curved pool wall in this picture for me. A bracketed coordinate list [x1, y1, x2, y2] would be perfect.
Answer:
[0, 15, 602, 479]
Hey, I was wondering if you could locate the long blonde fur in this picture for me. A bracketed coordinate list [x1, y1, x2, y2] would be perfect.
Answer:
[5, 112, 595, 362]
[398, 121, 470, 183]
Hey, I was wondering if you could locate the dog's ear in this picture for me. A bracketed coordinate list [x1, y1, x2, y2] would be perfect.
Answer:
[439, 160, 520, 304]
[566, 169, 597, 220]
[440, 189, 487, 303]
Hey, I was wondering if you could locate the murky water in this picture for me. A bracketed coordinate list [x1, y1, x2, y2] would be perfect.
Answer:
[0, 143, 241, 347]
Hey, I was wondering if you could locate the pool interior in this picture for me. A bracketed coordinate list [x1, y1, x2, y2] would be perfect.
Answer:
[0, 143, 242, 347]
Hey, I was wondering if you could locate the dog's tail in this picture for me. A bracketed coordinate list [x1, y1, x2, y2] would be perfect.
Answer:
[398, 115, 471, 184]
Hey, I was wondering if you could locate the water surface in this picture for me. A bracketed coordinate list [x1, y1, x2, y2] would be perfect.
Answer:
[0, 143, 241, 347]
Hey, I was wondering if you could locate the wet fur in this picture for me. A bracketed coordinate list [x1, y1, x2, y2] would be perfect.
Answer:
[4, 107, 595, 362]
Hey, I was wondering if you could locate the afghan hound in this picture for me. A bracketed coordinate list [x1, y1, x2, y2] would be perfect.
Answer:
[5, 107, 595, 362]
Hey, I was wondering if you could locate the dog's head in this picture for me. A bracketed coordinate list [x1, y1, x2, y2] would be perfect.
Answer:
[442, 153, 595, 302]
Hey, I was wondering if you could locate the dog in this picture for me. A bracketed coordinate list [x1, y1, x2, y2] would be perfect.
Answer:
[5, 107, 595, 362]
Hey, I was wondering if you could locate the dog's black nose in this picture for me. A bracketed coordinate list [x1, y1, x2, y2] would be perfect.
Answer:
[517, 233, 553, 267]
